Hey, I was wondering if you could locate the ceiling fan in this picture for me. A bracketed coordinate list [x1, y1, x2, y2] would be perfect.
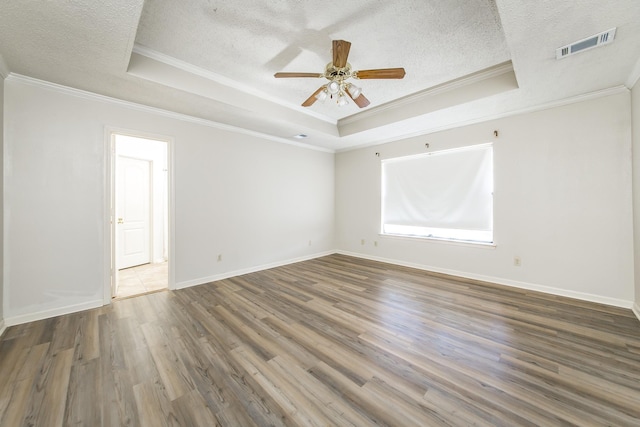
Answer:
[274, 40, 406, 108]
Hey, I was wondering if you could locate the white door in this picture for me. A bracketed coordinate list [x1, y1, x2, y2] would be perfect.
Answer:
[117, 156, 151, 270]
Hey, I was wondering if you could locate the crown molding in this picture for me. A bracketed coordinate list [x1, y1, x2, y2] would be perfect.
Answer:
[626, 55, 640, 89]
[7, 73, 334, 153]
[132, 44, 335, 125]
[338, 61, 518, 138]
[336, 85, 629, 153]
[340, 61, 516, 127]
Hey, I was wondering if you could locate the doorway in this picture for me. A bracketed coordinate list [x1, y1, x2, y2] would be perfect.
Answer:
[110, 132, 170, 299]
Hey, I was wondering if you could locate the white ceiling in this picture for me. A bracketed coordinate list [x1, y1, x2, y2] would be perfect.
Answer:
[1, 1, 639, 151]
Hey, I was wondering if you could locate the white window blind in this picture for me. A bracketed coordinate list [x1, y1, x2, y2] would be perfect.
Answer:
[381, 143, 493, 243]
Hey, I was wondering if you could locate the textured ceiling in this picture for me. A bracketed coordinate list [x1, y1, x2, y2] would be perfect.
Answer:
[134, 0, 510, 120]
[0, 1, 639, 151]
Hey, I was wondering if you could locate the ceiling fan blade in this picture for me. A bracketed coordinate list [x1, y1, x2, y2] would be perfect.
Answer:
[347, 91, 370, 108]
[274, 72, 322, 78]
[354, 68, 406, 79]
[332, 40, 351, 68]
[302, 86, 326, 107]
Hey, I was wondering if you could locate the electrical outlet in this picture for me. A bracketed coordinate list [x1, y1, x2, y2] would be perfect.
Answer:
[513, 256, 521, 267]
[361, 239, 365, 245]
[217, 254, 222, 262]
[308, 240, 312, 246]
[374, 241, 378, 247]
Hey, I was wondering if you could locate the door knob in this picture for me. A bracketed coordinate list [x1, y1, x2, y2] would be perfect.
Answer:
[117, 218, 124, 224]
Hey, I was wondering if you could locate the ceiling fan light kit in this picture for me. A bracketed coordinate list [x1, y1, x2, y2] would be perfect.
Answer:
[327, 80, 341, 94]
[274, 40, 406, 109]
[347, 83, 362, 99]
[315, 89, 328, 102]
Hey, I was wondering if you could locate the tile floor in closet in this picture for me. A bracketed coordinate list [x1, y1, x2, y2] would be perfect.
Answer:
[116, 261, 167, 298]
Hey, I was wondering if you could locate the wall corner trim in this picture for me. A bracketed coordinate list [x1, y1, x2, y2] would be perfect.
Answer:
[0, 319, 6, 339]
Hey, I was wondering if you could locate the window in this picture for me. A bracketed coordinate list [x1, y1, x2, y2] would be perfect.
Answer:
[381, 143, 493, 244]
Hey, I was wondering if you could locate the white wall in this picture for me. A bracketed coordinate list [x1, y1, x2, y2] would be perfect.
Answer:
[4, 75, 635, 325]
[336, 91, 635, 307]
[632, 78, 640, 316]
[3, 76, 334, 323]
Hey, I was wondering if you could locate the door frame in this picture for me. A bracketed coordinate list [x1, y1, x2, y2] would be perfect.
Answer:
[103, 127, 175, 304]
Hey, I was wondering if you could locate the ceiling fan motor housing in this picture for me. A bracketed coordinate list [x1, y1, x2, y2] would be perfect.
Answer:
[324, 62, 353, 81]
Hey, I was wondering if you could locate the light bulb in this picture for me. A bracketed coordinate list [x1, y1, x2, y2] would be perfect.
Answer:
[347, 83, 362, 99]
[327, 81, 340, 95]
[337, 93, 348, 107]
[315, 89, 328, 102]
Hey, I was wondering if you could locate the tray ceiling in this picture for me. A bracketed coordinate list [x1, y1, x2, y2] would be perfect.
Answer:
[0, 1, 639, 151]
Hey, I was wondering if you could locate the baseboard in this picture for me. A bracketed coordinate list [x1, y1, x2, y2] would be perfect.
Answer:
[337, 250, 634, 309]
[5, 253, 634, 327]
[633, 303, 640, 323]
[175, 250, 336, 290]
[4, 299, 104, 327]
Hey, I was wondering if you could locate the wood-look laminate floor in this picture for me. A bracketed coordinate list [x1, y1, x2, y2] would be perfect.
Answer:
[1, 254, 640, 426]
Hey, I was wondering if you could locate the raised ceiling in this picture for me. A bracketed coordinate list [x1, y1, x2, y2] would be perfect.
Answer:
[0, 1, 639, 151]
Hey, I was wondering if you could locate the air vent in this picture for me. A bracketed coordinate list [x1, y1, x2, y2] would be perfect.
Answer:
[556, 28, 616, 59]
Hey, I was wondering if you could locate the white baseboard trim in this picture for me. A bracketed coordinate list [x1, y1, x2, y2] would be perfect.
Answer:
[5, 253, 635, 328]
[633, 303, 640, 323]
[175, 251, 335, 290]
[5, 299, 105, 327]
[337, 250, 634, 309]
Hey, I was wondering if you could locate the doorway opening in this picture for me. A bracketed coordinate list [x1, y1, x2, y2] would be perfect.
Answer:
[110, 132, 170, 299]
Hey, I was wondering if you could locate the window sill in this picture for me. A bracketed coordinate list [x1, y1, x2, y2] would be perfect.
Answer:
[379, 233, 497, 249]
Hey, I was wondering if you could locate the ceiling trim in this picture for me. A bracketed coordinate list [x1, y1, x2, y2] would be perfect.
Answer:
[342, 61, 516, 125]
[626, 55, 640, 89]
[128, 49, 340, 139]
[4, 75, 630, 156]
[338, 61, 518, 137]
[336, 85, 629, 153]
[132, 44, 334, 124]
[7, 73, 335, 153]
